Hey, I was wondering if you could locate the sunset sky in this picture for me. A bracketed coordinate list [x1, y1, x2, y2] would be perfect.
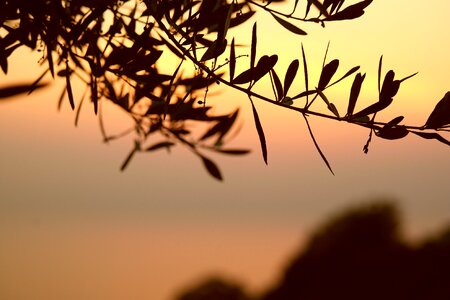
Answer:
[1, 1, 450, 299]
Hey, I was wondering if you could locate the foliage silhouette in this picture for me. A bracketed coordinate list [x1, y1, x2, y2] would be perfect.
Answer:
[175, 277, 250, 300]
[1, 0, 449, 179]
[174, 201, 450, 300]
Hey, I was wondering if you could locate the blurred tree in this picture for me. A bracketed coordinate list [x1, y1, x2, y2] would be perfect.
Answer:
[261, 201, 450, 300]
[1, 0, 449, 179]
[175, 277, 250, 300]
[175, 202, 450, 300]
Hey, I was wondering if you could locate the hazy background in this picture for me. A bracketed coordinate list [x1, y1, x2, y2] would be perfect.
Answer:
[1, 1, 450, 299]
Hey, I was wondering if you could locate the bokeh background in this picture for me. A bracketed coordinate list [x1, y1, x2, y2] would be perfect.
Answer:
[1, 1, 449, 299]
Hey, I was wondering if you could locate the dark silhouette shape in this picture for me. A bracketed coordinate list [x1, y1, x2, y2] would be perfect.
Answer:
[263, 202, 450, 300]
[175, 201, 450, 300]
[175, 277, 250, 300]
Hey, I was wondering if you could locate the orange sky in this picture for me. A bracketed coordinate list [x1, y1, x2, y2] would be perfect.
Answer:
[1, 1, 450, 300]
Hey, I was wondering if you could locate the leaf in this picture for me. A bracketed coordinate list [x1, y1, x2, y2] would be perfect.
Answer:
[303, 114, 334, 175]
[120, 141, 140, 172]
[379, 70, 396, 102]
[199, 154, 223, 180]
[326, 0, 373, 21]
[251, 23, 257, 69]
[90, 75, 98, 115]
[347, 73, 365, 117]
[28, 69, 49, 95]
[212, 148, 251, 155]
[229, 38, 236, 82]
[253, 55, 278, 83]
[328, 102, 340, 118]
[283, 59, 299, 97]
[378, 55, 383, 94]
[351, 101, 385, 119]
[292, 0, 300, 14]
[65, 61, 75, 110]
[200, 110, 238, 141]
[0, 50, 8, 74]
[250, 98, 268, 164]
[318, 59, 339, 90]
[424, 91, 450, 129]
[57, 86, 66, 111]
[270, 69, 284, 101]
[146, 141, 175, 152]
[220, 2, 234, 42]
[233, 55, 278, 84]
[375, 116, 408, 140]
[301, 44, 309, 103]
[327, 65, 360, 88]
[292, 89, 317, 100]
[233, 68, 254, 85]
[0, 82, 48, 99]
[352, 70, 399, 118]
[47, 47, 55, 78]
[317, 89, 340, 118]
[308, 0, 331, 18]
[229, 11, 256, 28]
[376, 125, 409, 140]
[201, 38, 227, 61]
[270, 12, 307, 35]
[411, 131, 450, 147]
[386, 116, 404, 126]
[75, 88, 88, 127]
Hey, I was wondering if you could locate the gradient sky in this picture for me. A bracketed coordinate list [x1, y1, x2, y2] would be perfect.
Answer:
[1, 1, 450, 299]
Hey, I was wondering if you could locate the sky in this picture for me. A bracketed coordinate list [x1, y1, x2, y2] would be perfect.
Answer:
[1, 1, 450, 300]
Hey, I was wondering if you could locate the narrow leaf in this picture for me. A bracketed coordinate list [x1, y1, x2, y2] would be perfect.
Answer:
[213, 148, 250, 155]
[376, 126, 409, 140]
[251, 23, 257, 69]
[303, 114, 334, 175]
[270, 69, 284, 101]
[250, 98, 268, 164]
[146, 141, 175, 151]
[283, 59, 299, 97]
[47, 47, 55, 78]
[292, 89, 317, 100]
[317, 89, 340, 118]
[65, 61, 75, 110]
[120, 141, 139, 171]
[425, 91, 450, 129]
[28, 69, 49, 95]
[221, 2, 234, 42]
[291, 0, 300, 14]
[229, 38, 236, 82]
[347, 73, 365, 116]
[0, 82, 48, 99]
[201, 38, 227, 61]
[91, 76, 98, 115]
[253, 55, 278, 83]
[57, 86, 66, 111]
[318, 59, 339, 90]
[199, 154, 223, 180]
[327, 65, 360, 88]
[378, 55, 383, 95]
[301, 44, 309, 103]
[412, 131, 450, 147]
[233, 68, 254, 85]
[75, 88, 88, 127]
[386, 116, 404, 126]
[270, 12, 307, 35]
